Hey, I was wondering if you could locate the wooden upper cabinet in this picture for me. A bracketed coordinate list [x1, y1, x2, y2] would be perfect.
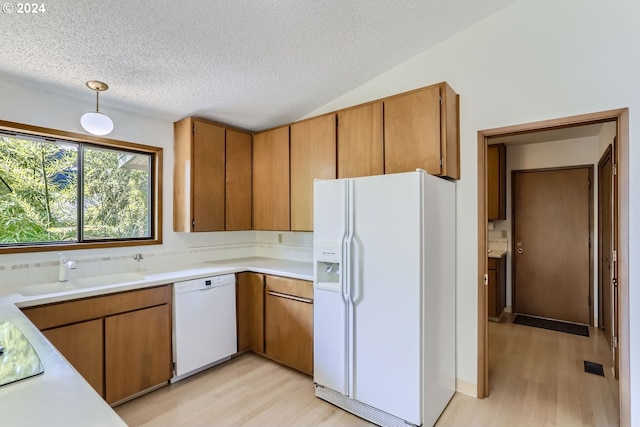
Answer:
[384, 82, 459, 179]
[252, 126, 290, 231]
[174, 117, 253, 232]
[337, 103, 383, 178]
[487, 143, 506, 220]
[173, 117, 225, 232]
[193, 120, 226, 231]
[226, 130, 252, 230]
[290, 114, 337, 231]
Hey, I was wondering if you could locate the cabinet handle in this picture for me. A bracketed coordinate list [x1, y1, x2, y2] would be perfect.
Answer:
[267, 290, 313, 304]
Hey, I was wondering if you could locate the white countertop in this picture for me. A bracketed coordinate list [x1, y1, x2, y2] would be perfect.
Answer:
[488, 249, 507, 258]
[0, 257, 313, 427]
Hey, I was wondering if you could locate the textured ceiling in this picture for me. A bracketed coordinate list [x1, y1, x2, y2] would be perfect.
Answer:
[0, 0, 517, 131]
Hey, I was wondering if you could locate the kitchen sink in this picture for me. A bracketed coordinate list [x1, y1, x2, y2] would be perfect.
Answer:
[20, 272, 147, 296]
[71, 272, 147, 288]
[20, 282, 79, 296]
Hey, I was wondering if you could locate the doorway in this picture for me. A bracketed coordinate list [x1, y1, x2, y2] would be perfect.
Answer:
[512, 166, 592, 325]
[476, 109, 629, 426]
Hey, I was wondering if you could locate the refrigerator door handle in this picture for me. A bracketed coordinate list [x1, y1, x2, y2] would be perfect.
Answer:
[351, 235, 362, 305]
[346, 179, 356, 398]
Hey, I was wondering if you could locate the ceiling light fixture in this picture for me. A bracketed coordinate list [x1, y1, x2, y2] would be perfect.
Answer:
[80, 80, 113, 136]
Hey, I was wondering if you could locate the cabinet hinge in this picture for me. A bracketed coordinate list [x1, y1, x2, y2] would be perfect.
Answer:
[439, 95, 443, 105]
[192, 219, 195, 228]
[588, 238, 591, 248]
[612, 249, 617, 262]
[483, 273, 488, 286]
[440, 157, 444, 168]
[613, 164, 617, 176]
[588, 179, 591, 188]
[588, 294, 592, 306]
[613, 336, 618, 348]
[192, 125, 195, 133]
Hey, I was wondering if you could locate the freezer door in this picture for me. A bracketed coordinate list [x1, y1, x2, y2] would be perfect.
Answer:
[313, 178, 349, 395]
[313, 287, 348, 394]
[350, 172, 422, 425]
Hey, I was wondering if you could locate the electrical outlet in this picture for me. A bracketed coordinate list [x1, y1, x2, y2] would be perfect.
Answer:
[278, 233, 283, 244]
[501, 230, 507, 239]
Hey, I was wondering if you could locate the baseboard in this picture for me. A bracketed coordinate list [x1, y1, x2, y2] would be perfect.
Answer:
[455, 378, 477, 397]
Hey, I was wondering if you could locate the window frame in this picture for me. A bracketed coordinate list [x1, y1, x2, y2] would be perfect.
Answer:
[0, 119, 163, 254]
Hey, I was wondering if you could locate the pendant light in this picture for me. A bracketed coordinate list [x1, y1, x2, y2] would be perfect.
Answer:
[80, 80, 114, 136]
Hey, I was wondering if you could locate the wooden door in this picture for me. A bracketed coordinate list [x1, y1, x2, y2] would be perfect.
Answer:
[252, 126, 290, 230]
[337, 103, 383, 178]
[384, 85, 441, 175]
[105, 304, 172, 404]
[236, 272, 265, 354]
[290, 114, 336, 231]
[43, 319, 104, 397]
[513, 167, 592, 324]
[598, 146, 613, 340]
[226, 129, 252, 230]
[193, 120, 226, 231]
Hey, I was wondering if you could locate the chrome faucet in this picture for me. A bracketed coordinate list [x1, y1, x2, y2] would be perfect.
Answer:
[58, 253, 77, 282]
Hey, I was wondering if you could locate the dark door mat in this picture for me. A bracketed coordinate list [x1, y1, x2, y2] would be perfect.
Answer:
[513, 314, 589, 337]
[584, 360, 605, 376]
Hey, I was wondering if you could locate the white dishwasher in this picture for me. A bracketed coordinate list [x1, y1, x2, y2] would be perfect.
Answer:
[172, 274, 237, 383]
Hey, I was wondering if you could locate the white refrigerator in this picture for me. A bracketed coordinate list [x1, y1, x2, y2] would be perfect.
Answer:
[313, 170, 455, 427]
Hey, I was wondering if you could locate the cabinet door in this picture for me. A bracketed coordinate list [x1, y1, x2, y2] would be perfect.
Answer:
[193, 120, 226, 231]
[337, 103, 383, 178]
[105, 304, 172, 404]
[487, 144, 506, 220]
[384, 85, 442, 175]
[264, 277, 313, 375]
[488, 267, 498, 318]
[236, 272, 265, 354]
[290, 114, 336, 231]
[226, 130, 252, 230]
[173, 117, 193, 232]
[252, 126, 290, 230]
[43, 319, 104, 397]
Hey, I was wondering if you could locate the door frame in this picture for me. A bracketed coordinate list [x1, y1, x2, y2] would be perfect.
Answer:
[511, 165, 594, 325]
[476, 108, 629, 427]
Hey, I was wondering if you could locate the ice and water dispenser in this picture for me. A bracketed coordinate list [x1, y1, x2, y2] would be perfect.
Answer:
[314, 244, 341, 287]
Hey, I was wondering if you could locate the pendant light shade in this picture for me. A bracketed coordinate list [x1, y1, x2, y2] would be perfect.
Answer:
[81, 80, 113, 136]
[81, 111, 113, 136]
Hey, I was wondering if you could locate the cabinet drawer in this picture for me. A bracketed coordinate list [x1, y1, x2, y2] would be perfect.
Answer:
[22, 285, 171, 330]
[265, 276, 312, 300]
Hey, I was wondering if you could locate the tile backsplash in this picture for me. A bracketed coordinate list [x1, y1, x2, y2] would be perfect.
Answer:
[0, 237, 313, 293]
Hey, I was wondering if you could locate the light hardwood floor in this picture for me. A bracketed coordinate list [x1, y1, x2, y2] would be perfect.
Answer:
[116, 319, 619, 427]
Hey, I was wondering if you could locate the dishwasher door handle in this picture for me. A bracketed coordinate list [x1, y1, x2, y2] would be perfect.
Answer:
[267, 290, 313, 304]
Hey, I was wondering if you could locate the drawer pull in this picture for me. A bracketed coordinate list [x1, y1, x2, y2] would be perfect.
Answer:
[267, 290, 313, 304]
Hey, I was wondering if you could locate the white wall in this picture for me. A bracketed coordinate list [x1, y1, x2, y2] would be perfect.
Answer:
[301, 0, 640, 418]
[0, 80, 315, 291]
[492, 136, 601, 324]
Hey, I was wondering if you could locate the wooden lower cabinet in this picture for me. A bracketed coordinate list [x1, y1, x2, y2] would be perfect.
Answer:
[236, 272, 265, 354]
[105, 304, 172, 404]
[22, 285, 172, 404]
[488, 257, 506, 320]
[43, 319, 104, 395]
[264, 276, 313, 375]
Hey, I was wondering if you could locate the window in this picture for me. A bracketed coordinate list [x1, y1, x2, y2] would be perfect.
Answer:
[0, 121, 162, 252]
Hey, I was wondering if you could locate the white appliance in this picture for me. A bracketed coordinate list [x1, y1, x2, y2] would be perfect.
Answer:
[172, 274, 237, 383]
[313, 170, 455, 427]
